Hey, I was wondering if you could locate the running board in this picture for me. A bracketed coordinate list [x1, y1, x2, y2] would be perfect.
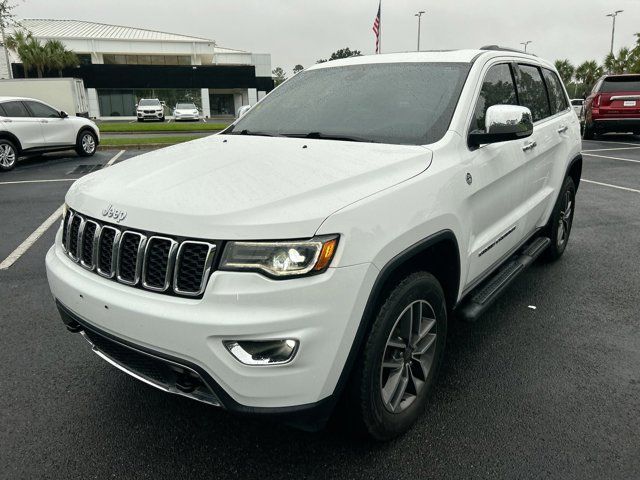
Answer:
[456, 237, 551, 322]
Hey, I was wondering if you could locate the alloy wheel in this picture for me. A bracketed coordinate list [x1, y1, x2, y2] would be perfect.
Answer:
[0, 144, 16, 168]
[82, 134, 96, 154]
[380, 299, 437, 413]
[557, 190, 573, 247]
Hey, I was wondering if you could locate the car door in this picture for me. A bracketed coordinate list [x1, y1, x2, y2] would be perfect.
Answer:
[514, 64, 574, 235]
[461, 61, 530, 285]
[23, 100, 76, 147]
[0, 100, 46, 150]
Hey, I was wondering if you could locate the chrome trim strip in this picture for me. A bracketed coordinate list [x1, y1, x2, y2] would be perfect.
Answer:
[116, 231, 147, 286]
[96, 225, 121, 279]
[142, 236, 179, 292]
[62, 210, 74, 253]
[609, 95, 640, 101]
[79, 220, 101, 270]
[173, 241, 216, 296]
[79, 331, 221, 407]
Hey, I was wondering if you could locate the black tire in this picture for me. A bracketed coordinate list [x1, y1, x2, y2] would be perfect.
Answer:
[159, 116, 165, 122]
[76, 129, 97, 157]
[543, 176, 576, 262]
[137, 118, 143, 122]
[347, 271, 447, 440]
[0, 138, 18, 171]
[582, 122, 595, 140]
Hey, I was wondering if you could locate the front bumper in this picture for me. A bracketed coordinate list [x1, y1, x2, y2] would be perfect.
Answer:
[174, 114, 199, 121]
[137, 111, 164, 119]
[46, 234, 377, 412]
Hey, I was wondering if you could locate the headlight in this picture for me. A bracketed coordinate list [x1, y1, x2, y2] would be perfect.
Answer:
[220, 235, 338, 278]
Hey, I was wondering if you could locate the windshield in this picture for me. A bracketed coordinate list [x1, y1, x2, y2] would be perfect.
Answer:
[176, 103, 196, 109]
[139, 99, 160, 106]
[227, 62, 470, 145]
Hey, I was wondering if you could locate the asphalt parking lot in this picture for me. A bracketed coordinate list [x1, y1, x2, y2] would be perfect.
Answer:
[1, 138, 639, 479]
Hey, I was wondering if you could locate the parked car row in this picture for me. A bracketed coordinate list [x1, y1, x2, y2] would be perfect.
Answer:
[135, 98, 202, 122]
[0, 96, 99, 171]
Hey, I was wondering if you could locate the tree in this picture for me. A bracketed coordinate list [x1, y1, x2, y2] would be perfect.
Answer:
[45, 39, 78, 77]
[8, 32, 79, 78]
[554, 59, 574, 86]
[293, 64, 304, 74]
[604, 47, 632, 74]
[272, 66, 287, 86]
[0, 0, 20, 79]
[574, 60, 603, 97]
[317, 47, 362, 64]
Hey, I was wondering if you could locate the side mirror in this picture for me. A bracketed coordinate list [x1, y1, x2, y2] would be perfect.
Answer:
[60, 110, 68, 118]
[237, 105, 252, 118]
[468, 105, 533, 148]
[161, 101, 166, 107]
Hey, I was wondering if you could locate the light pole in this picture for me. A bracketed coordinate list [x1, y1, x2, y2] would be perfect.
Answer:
[520, 40, 532, 53]
[606, 10, 623, 55]
[415, 11, 425, 51]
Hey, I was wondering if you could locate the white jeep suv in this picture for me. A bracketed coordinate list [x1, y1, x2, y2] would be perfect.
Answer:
[46, 47, 582, 440]
[0, 96, 99, 171]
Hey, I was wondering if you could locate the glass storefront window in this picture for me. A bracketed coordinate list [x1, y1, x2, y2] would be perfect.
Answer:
[97, 89, 202, 116]
[103, 54, 191, 65]
[210, 94, 235, 115]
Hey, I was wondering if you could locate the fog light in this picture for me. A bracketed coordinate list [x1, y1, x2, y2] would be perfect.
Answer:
[223, 339, 299, 365]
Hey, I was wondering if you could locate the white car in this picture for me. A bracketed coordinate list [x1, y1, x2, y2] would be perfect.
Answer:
[0, 96, 99, 172]
[136, 98, 165, 122]
[46, 48, 582, 440]
[570, 98, 584, 120]
[173, 102, 200, 121]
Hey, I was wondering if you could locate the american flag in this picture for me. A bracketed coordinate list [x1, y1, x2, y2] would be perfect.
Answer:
[372, 1, 381, 54]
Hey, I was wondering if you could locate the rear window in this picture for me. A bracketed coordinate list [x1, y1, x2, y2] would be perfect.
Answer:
[600, 76, 640, 93]
[542, 69, 569, 115]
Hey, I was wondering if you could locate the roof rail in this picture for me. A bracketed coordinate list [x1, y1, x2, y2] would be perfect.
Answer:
[480, 45, 536, 56]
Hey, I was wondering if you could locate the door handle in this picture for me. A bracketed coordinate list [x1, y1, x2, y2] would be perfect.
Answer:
[522, 141, 537, 152]
[40, 120, 49, 124]
[557, 125, 568, 134]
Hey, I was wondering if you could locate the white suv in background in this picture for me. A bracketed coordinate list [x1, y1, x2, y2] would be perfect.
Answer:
[46, 47, 582, 440]
[0, 96, 99, 172]
[136, 98, 165, 122]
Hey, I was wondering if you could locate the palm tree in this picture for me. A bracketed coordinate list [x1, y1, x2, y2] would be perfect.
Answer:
[604, 47, 632, 74]
[575, 60, 603, 97]
[6, 30, 34, 77]
[554, 59, 575, 86]
[45, 39, 78, 76]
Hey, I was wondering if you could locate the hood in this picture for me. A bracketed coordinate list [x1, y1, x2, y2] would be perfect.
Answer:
[68, 135, 432, 239]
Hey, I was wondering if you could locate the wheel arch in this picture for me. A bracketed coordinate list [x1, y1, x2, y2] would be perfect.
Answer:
[76, 125, 100, 146]
[330, 230, 461, 403]
[566, 153, 582, 191]
[0, 131, 23, 153]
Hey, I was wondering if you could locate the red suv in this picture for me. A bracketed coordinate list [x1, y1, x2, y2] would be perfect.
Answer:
[583, 74, 640, 139]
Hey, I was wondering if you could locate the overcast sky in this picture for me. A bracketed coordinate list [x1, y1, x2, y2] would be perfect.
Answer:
[14, 0, 640, 75]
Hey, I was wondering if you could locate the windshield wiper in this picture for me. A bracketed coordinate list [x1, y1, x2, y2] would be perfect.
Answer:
[283, 132, 376, 143]
[227, 129, 282, 137]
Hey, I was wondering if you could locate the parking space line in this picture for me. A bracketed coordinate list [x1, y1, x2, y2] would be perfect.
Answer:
[0, 150, 126, 271]
[582, 153, 640, 164]
[582, 146, 640, 153]
[582, 179, 640, 194]
[0, 178, 76, 186]
[0, 205, 65, 270]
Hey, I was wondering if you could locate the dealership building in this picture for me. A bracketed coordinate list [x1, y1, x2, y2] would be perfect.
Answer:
[0, 19, 274, 119]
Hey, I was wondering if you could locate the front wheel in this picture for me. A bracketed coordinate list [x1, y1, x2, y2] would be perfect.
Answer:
[543, 176, 576, 262]
[347, 271, 447, 440]
[76, 130, 97, 157]
[0, 139, 18, 171]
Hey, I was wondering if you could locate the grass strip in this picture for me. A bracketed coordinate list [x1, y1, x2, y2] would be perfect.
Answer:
[98, 122, 228, 133]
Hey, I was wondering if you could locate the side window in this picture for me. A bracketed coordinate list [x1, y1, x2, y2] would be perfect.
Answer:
[0, 103, 7, 116]
[24, 101, 60, 118]
[542, 69, 569, 115]
[2, 101, 31, 117]
[516, 64, 551, 122]
[471, 63, 518, 132]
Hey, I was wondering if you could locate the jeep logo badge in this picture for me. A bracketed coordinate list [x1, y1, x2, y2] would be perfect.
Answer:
[102, 205, 127, 223]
